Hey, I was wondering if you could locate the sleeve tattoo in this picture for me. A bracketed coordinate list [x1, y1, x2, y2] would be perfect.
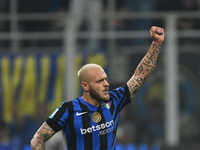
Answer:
[127, 43, 162, 98]
[31, 122, 56, 150]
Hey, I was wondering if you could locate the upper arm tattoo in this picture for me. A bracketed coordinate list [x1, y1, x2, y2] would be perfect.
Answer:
[31, 122, 56, 150]
[127, 43, 162, 98]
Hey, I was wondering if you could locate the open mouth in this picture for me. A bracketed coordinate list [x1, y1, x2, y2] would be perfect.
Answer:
[103, 89, 109, 94]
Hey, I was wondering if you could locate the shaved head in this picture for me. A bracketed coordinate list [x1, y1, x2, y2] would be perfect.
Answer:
[78, 63, 110, 103]
[78, 64, 103, 83]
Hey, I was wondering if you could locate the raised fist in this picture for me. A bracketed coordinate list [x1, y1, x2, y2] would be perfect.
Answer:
[150, 26, 165, 43]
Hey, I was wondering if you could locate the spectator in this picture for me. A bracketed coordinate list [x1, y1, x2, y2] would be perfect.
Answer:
[17, 0, 52, 48]
[0, 0, 10, 48]
[172, 0, 199, 11]
[156, 0, 199, 11]
[0, 119, 22, 150]
[18, 0, 52, 32]
[174, 0, 200, 45]
[10, 103, 48, 147]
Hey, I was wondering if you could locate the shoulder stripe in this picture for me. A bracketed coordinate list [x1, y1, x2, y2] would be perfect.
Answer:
[109, 93, 117, 101]
[113, 90, 121, 99]
[53, 102, 70, 123]
[119, 89, 125, 95]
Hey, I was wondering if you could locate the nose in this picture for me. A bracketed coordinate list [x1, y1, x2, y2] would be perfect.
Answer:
[104, 80, 109, 86]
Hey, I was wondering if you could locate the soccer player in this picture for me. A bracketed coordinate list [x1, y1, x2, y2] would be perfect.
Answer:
[30, 26, 165, 150]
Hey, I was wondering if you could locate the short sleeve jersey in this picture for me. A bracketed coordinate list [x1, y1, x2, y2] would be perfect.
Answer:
[46, 84, 131, 150]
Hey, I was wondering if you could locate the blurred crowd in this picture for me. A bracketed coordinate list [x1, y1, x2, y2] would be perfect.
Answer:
[0, 0, 200, 49]
[1, 0, 200, 150]
[0, 103, 66, 150]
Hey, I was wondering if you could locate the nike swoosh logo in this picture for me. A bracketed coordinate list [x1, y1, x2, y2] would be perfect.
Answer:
[76, 112, 88, 116]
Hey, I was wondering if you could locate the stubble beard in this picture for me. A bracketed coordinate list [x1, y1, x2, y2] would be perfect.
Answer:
[89, 87, 109, 103]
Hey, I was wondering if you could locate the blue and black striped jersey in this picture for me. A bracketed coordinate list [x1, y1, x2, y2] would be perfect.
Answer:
[46, 84, 131, 150]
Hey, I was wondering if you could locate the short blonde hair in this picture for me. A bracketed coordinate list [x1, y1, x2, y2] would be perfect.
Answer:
[77, 63, 102, 83]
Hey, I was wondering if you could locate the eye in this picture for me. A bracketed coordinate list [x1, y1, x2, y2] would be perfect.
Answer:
[97, 79, 104, 83]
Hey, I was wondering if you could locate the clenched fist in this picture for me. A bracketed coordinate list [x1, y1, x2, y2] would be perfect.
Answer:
[150, 26, 165, 43]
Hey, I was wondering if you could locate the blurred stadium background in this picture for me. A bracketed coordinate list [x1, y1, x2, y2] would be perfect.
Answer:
[1, 0, 200, 149]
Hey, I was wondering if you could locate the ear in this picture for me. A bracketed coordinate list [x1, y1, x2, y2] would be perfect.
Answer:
[81, 81, 90, 92]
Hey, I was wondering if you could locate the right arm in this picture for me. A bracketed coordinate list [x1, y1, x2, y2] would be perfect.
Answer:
[30, 122, 56, 150]
[127, 26, 164, 99]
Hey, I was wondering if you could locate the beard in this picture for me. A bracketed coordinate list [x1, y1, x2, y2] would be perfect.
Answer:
[89, 86, 109, 103]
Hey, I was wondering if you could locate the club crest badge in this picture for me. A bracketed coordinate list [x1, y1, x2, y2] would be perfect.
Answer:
[92, 112, 101, 123]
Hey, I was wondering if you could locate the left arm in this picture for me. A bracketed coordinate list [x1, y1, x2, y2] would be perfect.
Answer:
[127, 26, 165, 98]
[30, 122, 56, 150]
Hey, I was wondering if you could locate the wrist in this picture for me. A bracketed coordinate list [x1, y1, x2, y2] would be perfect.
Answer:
[152, 40, 163, 45]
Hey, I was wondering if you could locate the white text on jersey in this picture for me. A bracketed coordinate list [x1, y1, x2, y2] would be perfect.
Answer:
[80, 120, 114, 135]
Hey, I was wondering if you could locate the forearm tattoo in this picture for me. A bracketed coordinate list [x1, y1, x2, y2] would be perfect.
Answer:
[31, 123, 55, 150]
[127, 43, 162, 98]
